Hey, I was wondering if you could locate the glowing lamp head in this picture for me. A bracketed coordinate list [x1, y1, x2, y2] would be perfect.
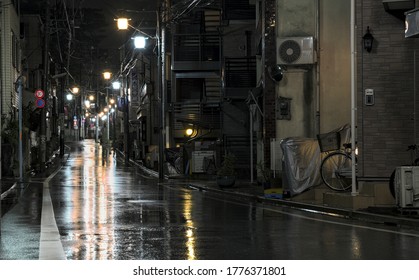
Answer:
[117, 18, 130, 30]
[134, 36, 147, 49]
[103, 71, 111, 80]
[72, 87, 79, 94]
[112, 81, 121, 90]
[186, 128, 194, 137]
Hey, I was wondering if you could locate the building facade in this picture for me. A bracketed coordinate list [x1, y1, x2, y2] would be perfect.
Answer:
[2, 0, 419, 194]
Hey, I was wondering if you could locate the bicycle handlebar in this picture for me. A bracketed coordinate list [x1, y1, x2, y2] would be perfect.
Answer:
[407, 145, 417, 151]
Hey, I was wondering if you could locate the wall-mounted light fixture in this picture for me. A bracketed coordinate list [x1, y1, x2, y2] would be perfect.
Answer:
[185, 128, 194, 137]
[185, 127, 198, 138]
[363, 26, 374, 53]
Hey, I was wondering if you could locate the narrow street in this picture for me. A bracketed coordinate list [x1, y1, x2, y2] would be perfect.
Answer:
[2, 139, 419, 260]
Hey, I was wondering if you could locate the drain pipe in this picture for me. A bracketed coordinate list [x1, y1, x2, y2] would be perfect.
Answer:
[350, 0, 358, 196]
[17, 76, 24, 183]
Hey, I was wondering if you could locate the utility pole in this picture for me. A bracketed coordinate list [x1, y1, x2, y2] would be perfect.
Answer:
[17, 77, 24, 183]
[40, 0, 50, 172]
[124, 74, 130, 166]
[59, 66, 65, 157]
[157, 8, 165, 179]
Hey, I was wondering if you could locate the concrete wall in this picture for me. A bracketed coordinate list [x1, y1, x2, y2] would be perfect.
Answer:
[319, 0, 351, 133]
[276, 0, 317, 139]
[275, 0, 351, 139]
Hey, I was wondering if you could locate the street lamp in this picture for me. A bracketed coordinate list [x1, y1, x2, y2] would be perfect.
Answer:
[133, 36, 147, 49]
[71, 86, 82, 140]
[116, 18, 130, 30]
[112, 81, 121, 90]
[103, 71, 112, 145]
[115, 11, 165, 178]
[71, 86, 80, 94]
[103, 71, 112, 80]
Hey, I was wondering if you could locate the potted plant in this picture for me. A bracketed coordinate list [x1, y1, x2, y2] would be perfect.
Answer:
[257, 161, 272, 189]
[216, 153, 236, 188]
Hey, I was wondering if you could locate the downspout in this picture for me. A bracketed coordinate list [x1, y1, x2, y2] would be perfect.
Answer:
[157, 8, 164, 179]
[0, 3, 3, 227]
[315, 0, 320, 134]
[350, 0, 358, 196]
[40, 0, 50, 172]
[0, 6, 3, 180]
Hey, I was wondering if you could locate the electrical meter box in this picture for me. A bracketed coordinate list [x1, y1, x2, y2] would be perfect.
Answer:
[395, 166, 419, 208]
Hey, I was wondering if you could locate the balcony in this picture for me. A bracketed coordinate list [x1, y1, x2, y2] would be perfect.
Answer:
[172, 33, 221, 71]
[171, 102, 221, 139]
[224, 56, 256, 99]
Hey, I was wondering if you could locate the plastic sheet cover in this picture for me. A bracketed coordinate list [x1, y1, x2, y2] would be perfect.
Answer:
[280, 124, 350, 196]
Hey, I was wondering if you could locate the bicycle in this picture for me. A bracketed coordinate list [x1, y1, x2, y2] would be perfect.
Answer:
[202, 154, 217, 175]
[317, 132, 357, 191]
[164, 148, 184, 174]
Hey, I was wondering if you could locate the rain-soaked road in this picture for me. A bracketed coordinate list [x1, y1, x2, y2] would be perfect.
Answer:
[2, 139, 419, 260]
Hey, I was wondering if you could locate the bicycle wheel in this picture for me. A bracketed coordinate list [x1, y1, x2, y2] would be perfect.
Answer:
[174, 156, 183, 174]
[389, 169, 396, 198]
[320, 151, 353, 191]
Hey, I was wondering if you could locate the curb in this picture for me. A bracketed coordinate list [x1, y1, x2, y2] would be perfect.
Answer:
[120, 152, 419, 229]
[188, 182, 419, 229]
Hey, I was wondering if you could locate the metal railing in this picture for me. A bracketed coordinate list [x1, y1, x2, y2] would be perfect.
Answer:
[173, 33, 221, 62]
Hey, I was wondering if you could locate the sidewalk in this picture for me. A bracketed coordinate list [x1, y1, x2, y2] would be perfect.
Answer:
[124, 158, 419, 229]
[1, 148, 68, 217]
[184, 179, 419, 229]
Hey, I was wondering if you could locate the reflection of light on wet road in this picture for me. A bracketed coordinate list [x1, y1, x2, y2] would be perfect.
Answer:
[350, 229, 361, 259]
[62, 141, 115, 259]
[183, 192, 196, 260]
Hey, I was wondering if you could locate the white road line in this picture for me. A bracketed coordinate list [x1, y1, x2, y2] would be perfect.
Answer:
[39, 167, 66, 260]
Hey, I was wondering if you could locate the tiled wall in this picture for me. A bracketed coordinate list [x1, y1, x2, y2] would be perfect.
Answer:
[357, 0, 419, 177]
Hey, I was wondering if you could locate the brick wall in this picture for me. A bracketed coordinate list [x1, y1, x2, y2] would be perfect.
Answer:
[357, 0, 419, 177]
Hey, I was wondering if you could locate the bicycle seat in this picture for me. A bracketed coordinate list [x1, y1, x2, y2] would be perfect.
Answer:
[343, 143, 352, 149]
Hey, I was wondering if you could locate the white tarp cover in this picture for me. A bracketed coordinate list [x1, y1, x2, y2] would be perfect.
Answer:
[280, 124, 351, 196]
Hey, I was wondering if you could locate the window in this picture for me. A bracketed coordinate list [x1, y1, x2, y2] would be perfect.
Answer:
[12, 32, 20, 71]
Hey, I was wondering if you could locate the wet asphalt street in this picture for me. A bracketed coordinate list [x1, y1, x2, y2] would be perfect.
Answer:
[2, 139, 419, 260]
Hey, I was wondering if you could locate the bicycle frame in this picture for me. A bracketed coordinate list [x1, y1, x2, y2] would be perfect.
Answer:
[319, 143, 356, 192]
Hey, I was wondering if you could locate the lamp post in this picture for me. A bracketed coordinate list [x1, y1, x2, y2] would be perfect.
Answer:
[66, 92, 75, 139]
[112, 81, 120, 149]
[116, 10, 165, 179]
[103, 71, 112, 144]
[71, 86, 81, 140]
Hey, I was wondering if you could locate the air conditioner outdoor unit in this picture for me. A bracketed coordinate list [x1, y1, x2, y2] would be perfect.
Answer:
[277, 37, 316, 65]
[395, 166, 419, 208]
[191, 151, 215, 173]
